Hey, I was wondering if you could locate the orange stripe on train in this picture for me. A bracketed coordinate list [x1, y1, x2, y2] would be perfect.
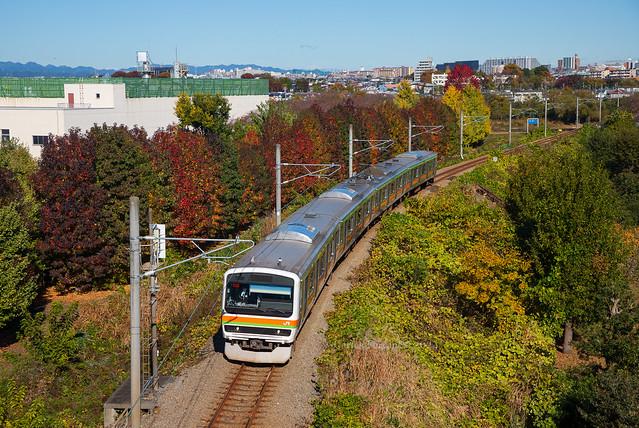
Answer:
[222, 315, 298, 327]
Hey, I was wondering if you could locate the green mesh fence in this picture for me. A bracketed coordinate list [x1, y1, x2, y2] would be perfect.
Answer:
[124, 78, 268, 97]
[0, 78, 268, 98]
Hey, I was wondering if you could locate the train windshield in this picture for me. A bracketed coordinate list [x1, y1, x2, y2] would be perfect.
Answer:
[224, 273, 294, 318]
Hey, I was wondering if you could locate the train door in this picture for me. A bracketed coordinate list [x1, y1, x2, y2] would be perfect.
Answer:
[301, 276, 308, 319]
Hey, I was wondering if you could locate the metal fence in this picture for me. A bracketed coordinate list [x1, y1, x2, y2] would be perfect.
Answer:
[0, 77, 268, 98]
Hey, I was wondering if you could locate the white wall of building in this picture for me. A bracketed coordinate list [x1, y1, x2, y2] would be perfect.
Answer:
[0, 83, 268, 158]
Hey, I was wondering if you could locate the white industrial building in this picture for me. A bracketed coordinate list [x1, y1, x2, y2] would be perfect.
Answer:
[414, 57, 434, 83]
[0, 78, 269, 157]
[431, 73, 448, 86]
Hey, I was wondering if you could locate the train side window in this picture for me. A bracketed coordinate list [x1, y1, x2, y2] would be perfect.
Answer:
[309, 267, 315, 298]
[319, 251, 326, 279]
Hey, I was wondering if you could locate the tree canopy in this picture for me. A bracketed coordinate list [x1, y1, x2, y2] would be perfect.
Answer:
[442, 85, 491, 146]
[507, 142, 627, 350]
[394, 80, 419, 110]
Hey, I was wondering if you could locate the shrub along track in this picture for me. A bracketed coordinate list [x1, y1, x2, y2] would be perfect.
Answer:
[145, 130, 577, 428]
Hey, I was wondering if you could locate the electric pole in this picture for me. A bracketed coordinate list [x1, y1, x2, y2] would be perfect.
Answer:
[275, 144, 282, 226]
[148, 209, 159, 392]
[129, 196, 141, 428]
[349, 124, 353, 178]
[408, 116, 412, 152]
[576, 97, 580, 127]
[460, 110, 464, 160]
[544, 98, 548, 137]
[508, 102, 512, 145]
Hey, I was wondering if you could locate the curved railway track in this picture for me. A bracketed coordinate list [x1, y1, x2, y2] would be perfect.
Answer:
[204, 364, 279, 428]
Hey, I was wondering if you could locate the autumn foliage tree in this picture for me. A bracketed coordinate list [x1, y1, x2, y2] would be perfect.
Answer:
[151, 128, 223, 238]
[394, 79, 419, 110]
[35, 130, 112, 291]
[91, 125, 166, 281]
[444, 64, 480, 91]
[443, 85, 491, 146]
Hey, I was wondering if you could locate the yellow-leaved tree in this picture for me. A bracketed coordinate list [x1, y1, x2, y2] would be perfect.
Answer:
[443, 85, 491, 146]
[394, 79, 419, 110]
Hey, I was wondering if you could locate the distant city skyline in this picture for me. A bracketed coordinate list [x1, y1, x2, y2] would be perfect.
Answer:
[3, 0, 638, 70]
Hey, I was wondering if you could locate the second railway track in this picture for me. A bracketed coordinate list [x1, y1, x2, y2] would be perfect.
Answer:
[434, 129, 578, 183]
[204, 364, 279, 428]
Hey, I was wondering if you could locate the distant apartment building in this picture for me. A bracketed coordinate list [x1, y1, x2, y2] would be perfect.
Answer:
[435, 60, 479, 72]
[372, 66, 411, 79]
[557, 53, 580, 71]
[608, 68, 637, 79]
[431, 73, 448, 86]
[480, 56, 541, 74]
[589, 69, 611, 79]
[0, 78, 269, 157]
[414, 57, 434, 82]
[562, 56, 574, 70]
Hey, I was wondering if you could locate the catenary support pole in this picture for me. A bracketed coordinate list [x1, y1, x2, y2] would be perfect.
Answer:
[459, 110, 464, 160]
[599, 97, 603, 124]
[275, 144, 282, 226]
[148, 209, 158, 392]
[544, 99, 548, 137]
[129, 196, 141, 428]
[348, 124, 353, 178]
[408, 116, 412, 152]
[576, 98, 580, 127]
[508, 102, 512, 145]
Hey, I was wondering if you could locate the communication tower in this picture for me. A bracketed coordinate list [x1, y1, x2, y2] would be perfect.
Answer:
[136, 51, 153, 78]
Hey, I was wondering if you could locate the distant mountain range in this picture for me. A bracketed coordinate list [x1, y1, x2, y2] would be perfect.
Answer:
[0, 61, 329, 77]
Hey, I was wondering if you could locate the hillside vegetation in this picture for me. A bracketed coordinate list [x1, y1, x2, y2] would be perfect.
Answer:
[314, 115, 639, 427]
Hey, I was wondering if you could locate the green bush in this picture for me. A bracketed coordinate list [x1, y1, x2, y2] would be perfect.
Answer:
[0, 379, 61, 427]
[0, 203, 38, 328]
[562, 367, 639, 427]
[19, 302, 83, 370]
[313, 393, 367, 428]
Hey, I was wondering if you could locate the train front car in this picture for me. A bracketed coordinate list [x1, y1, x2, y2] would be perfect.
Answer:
[222, 267, 300, 364]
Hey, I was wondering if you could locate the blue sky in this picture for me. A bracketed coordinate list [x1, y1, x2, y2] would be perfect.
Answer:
[2, 0, 638, 70]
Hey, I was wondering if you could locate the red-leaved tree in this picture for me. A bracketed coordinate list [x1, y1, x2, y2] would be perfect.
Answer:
[151, 128, 223, 238]
[35, 130, 112, 291]
[445, 64, 480, 91]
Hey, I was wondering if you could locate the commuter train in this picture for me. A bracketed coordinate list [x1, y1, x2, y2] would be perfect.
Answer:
[221, 151, 437, 363]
